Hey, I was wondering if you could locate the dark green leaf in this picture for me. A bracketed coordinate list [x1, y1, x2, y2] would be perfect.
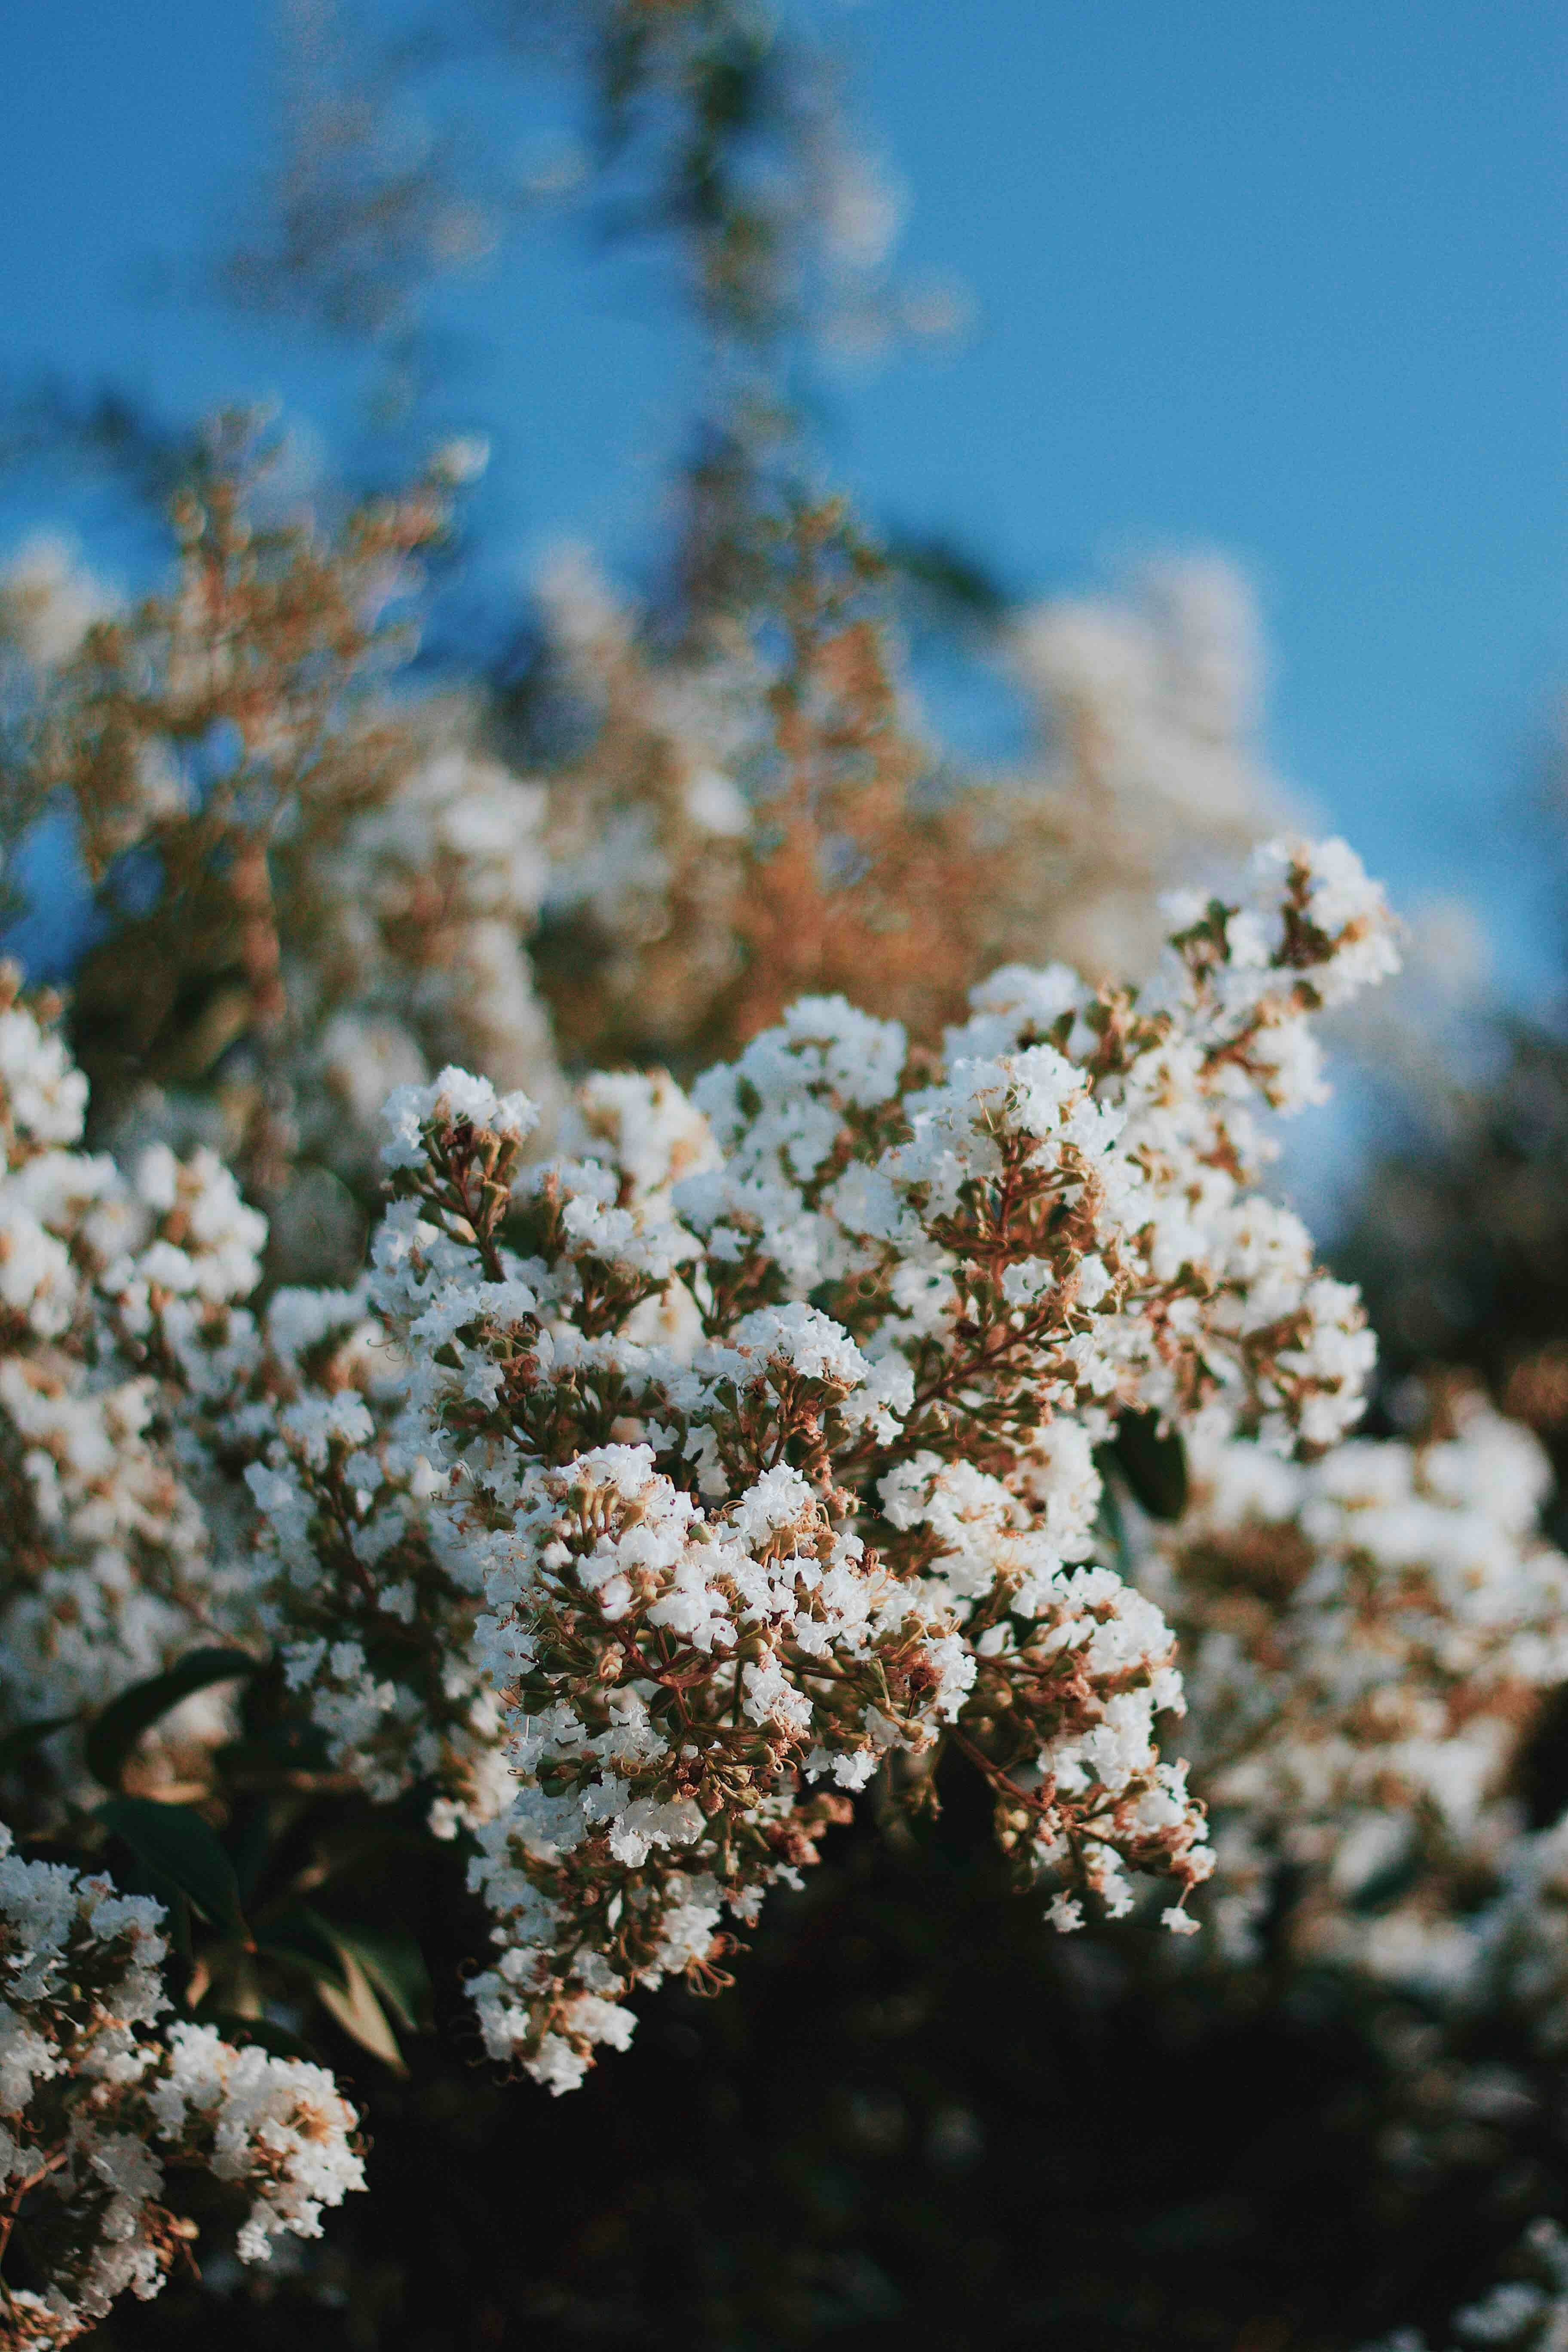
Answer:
[97, 1798, 248, 1939]
[216, 1717, 335, 1779]
[260, 1906, 421, 2068]
[885, 530, 1010, 620]
[1347, 1843, 1426, 1917]
[1110, 1411, 1190, 1523]
[257, 1902, 352, 1996]
[86, 1648, 259, 1791]
[325, 1920, 430, 2033]
[0, 1713, 78, 1773]
[163, 1890, 195, 1964]
[227, 1795, 280, 1907]
[315, 1945, 407, 2072]
[1092, 1459, 1135, 1579]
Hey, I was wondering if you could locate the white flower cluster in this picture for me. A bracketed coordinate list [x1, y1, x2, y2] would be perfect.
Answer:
[1010, 556, 1285, 982]
[240, 1273, 499, 1813]
[0, 1830, 362, 2346]
[533, 542, 763, 1048]
[238, 836, 1398, 2091]
[1142, 1395, 1568, 1979]
[85, 719, 564, 1289]
[0, 467, 564, 1293]
[0, 968, 265, 1768]
[303, 740, 562, 1182]
[0, 538, 116, 677]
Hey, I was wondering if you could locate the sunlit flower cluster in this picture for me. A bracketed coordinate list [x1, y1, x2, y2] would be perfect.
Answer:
[0, 439, 559, 1286]
[1141, 1393, 1568, 1977]
[0, 967, 264, 1776]
[238, 834, 1396, 2089]
[1008, 555, 1285, 983]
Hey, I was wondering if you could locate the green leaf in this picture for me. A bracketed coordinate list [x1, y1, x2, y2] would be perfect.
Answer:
[884, 530, 1009, 620]
[0, 1713, 79, 1773]
[1110, 1411, 1190, 1523]
[256, 1903, 352, 1996]
[97, 1798, 249, 1940]
[260, 1906, 426, 2062]
[227, 1796, 280, 1908]
[315, 1944, 407, 2073]
[216, 1717, 334, 1779]
[86, 1649, 259, 1791]
[1093, 1462, 1135, 1580]
[326, 1921, 430, 2033]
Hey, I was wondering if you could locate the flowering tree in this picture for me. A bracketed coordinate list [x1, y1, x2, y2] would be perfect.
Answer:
[0, 5, 1563, 2344]
[260, 830, 1394, 2090]
[0, 817, 1419, 2332]
[4, 431, 1563, 2342]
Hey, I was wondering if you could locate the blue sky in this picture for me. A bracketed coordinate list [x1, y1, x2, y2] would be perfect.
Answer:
[2, 0, 1564, 987]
